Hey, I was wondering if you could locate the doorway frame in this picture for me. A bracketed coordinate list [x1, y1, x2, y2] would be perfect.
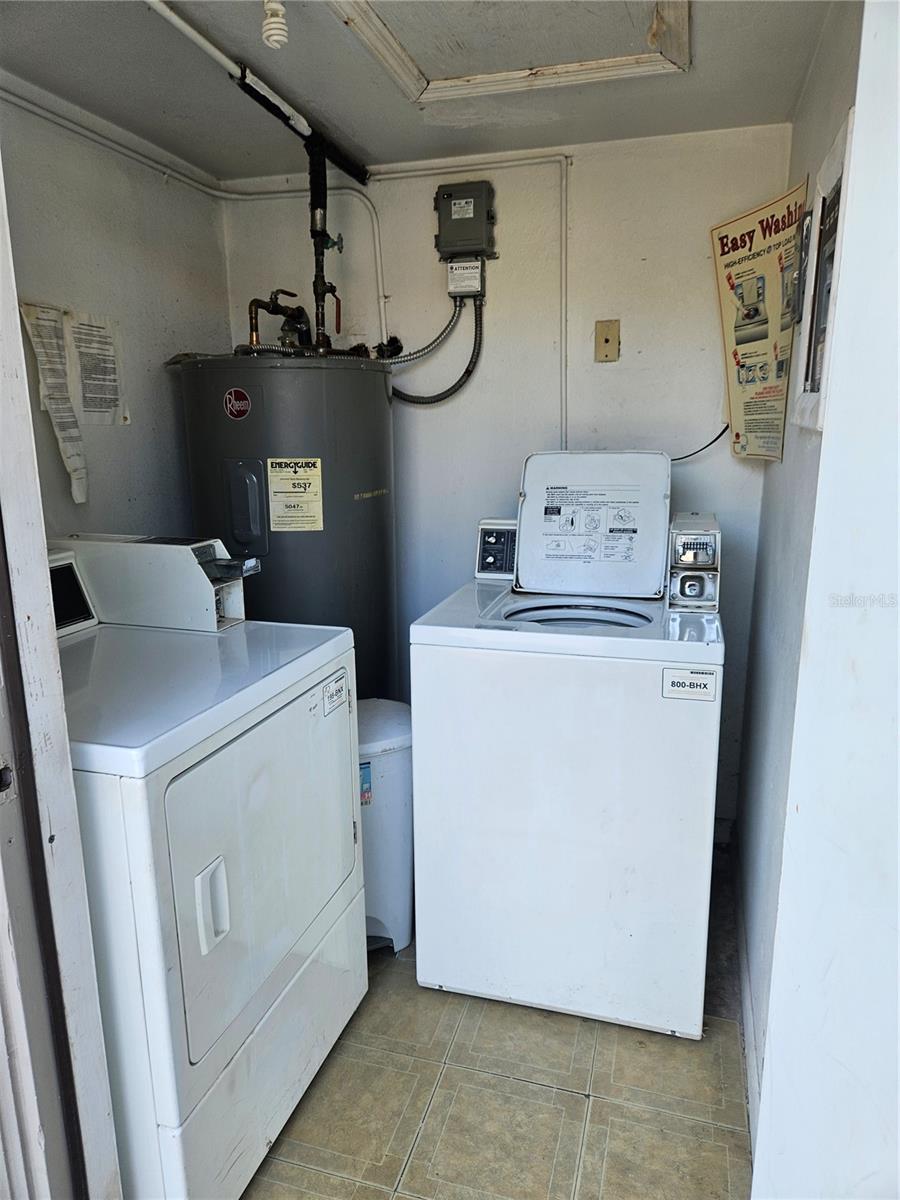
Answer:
[0, 140, 121, 1197]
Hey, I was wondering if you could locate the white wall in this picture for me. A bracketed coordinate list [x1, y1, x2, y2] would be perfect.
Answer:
[751, 3, 898, 1194]
[0, 97, 232, 537]
[737, 0, 863, 1124]
[224, 123, 791, 836]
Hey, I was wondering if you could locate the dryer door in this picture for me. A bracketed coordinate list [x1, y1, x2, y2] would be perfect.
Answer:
[165, 668, 355, 1063]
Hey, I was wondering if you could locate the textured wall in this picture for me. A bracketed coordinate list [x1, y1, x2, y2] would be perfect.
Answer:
[1, 99, 232, 537]
[737, 0, 864, 1127]
[751, 3, 897, 1192]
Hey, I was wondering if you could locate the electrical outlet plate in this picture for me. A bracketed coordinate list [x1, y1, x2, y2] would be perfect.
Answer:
[594, 320, 620, 362]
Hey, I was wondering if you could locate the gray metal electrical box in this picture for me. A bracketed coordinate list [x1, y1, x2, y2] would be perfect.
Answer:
[434, 180, 496, 260]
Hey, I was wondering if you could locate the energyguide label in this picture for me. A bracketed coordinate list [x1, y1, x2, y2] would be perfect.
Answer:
[267, 457, 323, 532]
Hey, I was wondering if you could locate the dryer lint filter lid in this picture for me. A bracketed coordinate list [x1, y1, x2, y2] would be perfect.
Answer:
[514, 451, 671, 598]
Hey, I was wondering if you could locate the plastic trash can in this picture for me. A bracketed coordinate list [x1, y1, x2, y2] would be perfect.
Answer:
[357, 699, 413, 952]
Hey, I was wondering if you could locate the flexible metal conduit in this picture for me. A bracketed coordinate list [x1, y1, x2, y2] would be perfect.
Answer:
[0, 85, 570, 444]
[390, 297, 464, 365]
[392, 299, 484, 406]
[370, 156, 569, 447]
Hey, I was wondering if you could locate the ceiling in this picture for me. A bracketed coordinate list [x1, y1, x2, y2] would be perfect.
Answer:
[0, 1, 827, 180]
[372, 1, 659, 78]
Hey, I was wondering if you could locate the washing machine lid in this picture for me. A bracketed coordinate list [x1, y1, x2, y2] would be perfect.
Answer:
[514, 451, 671, 598]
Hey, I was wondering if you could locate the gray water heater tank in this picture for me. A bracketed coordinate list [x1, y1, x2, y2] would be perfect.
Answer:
[170, 355, 395, 699]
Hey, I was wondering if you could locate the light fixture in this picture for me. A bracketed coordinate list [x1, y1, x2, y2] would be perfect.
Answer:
[262, 0, 288, 49]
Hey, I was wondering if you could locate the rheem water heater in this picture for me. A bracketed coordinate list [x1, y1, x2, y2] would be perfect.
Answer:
[170, 354, 395, 699]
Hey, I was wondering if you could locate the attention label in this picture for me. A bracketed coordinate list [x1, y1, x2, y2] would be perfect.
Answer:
[662, 668, 718, 701]
[451, 198, 474, 220]
[267, 457, 323, 532]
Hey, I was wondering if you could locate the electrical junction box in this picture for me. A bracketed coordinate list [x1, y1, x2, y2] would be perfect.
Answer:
[594, 320, 620, 362]
[447, 259, 486, 298]
[434, 180, 496, 261]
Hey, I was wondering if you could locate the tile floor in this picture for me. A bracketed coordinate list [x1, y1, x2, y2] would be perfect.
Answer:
[244, 851, 750, 1200]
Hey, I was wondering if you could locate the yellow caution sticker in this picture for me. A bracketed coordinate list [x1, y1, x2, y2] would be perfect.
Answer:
[267, 457, 323, 532]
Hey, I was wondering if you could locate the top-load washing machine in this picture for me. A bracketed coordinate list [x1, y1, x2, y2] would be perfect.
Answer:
[50, 538, 367, 1198]
[410, 452, 724, 1039]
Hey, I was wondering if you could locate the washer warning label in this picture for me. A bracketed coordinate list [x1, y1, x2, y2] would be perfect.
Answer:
[662, 668, 718, 701]
[541, 483, 640, 564]
[267, 457, 323, 532]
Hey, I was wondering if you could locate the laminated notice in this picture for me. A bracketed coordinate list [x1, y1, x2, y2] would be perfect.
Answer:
[711, 181, 807, 460]
[267, 457, 324, 532]
[540, 483, 641, 564]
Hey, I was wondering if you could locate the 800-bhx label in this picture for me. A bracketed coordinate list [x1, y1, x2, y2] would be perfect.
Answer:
[662, 668, 718, 701]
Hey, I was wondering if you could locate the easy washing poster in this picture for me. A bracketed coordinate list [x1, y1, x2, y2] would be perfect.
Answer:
[711, 181, 807, 461]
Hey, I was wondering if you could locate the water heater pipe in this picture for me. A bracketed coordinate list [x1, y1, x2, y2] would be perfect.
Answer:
[306, 134, 340, 350]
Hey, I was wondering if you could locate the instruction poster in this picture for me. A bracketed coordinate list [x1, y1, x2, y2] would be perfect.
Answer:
[711, 182, 806, 461]
[267, 457, 324, 531]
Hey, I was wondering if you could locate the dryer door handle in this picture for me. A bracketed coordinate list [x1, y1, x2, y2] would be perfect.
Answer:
[195, 855, 231, 956]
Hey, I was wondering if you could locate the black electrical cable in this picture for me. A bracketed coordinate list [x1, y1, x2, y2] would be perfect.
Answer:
[392, 299, 485, 405]
[672, 424, 730, 462]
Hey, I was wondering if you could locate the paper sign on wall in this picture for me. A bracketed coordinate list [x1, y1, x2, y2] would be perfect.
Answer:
[20, 304, 88, 502]
[66, 314, 125, 426]
[710, 182, 807, 461]
[267, 457, 324, 532]
[19, 302, 128, 503]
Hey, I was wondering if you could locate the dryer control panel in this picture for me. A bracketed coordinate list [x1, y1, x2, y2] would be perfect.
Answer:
[475, 520, 517, 580]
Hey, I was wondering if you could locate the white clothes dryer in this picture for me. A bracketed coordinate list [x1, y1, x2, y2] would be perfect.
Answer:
[52, 550, 366, 1198]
